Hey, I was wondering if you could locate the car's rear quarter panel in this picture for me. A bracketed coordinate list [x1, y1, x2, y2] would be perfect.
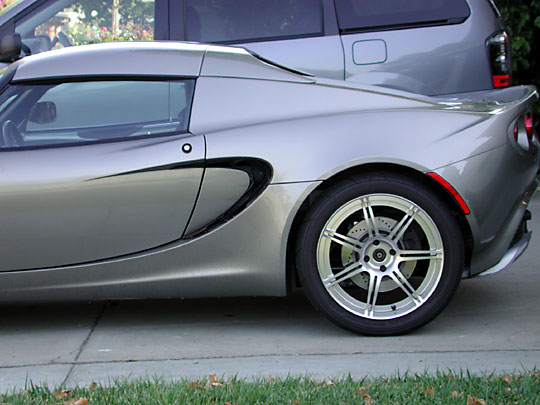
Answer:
[191, 76, 538, 277]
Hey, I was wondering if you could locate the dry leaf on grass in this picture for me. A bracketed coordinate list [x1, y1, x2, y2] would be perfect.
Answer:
[450, 391, 461, 399]
[356, 386, 369, 395]
[502, 375, 513, 384]
[53, 390, 72, 400]
[322, 379, 335, 388]
[63, 398, 88, 405]
[425, 387, 435, 396]
[467, 395, 487, 405]
[363, 393, 372, 405]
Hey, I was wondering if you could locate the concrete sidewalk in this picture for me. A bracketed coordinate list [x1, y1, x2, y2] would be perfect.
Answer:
[1, 196, 540, 391]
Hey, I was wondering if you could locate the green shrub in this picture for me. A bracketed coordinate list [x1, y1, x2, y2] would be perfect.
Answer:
[495, 0, 540, 83]
[495, 1, 540, 129]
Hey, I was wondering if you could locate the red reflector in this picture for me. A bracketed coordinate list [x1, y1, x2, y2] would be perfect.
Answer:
[493, 75, 510, 88]
[514, 122, 519, 141]
[525, 112, 534, 140]
[427, 173, 470, 215]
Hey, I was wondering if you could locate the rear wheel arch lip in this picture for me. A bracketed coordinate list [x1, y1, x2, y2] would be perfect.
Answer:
[285, 162, 473, 293]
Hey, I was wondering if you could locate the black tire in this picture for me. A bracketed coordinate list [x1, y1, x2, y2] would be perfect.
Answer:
[296, 173, 464, 336]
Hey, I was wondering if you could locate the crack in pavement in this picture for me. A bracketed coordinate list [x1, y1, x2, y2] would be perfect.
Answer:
[2, 348, 538, 371]
[60, 302, 108, 387]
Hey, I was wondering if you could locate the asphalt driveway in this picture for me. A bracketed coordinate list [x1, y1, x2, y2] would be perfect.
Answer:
[1, 195, 539, 391]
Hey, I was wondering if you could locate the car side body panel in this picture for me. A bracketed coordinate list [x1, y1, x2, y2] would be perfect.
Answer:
[0, 182, 312, 302]
[0, 43, 537, 303]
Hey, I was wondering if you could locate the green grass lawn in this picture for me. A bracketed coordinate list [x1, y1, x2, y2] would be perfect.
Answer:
[1, 371, 539, 404]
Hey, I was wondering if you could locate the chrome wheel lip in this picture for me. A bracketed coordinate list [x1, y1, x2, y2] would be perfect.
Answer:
[316, 193, 444, 320]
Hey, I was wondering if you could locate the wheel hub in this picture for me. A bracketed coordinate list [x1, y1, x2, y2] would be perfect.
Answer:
[373, 248, 386, 262]
[341, 217, 415, 292]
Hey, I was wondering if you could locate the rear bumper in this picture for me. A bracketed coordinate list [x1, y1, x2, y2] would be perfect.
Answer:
[474, 230, 531, 278]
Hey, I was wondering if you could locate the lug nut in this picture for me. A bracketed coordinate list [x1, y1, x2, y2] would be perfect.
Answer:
[373, 240, 380, 246]
[389, 249, 396, 255]
[364, 256, 370, 262]
[380, 265, 387, 272]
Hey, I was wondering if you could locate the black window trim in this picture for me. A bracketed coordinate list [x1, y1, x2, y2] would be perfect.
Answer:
[1, 74, 197, 152]
[201, 31, 326, 46]
[338, 17, 470, 36]
[335, 0, 471, 35]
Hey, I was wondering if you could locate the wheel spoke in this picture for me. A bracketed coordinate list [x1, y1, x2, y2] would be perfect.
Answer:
[323, 229, 363, 254]
[323, 261, 363, 288]
[388, 205, 418, 242]
[389, 268, 423, 305]
[398, 249, 443, 262]
[365, 273, 383, 317]
[361, 197, 379, 237]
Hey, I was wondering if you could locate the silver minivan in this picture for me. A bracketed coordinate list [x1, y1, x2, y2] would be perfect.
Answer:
[0, 0, 511, 95]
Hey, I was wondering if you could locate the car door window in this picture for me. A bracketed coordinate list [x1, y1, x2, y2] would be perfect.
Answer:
[185, 0, 323, 43]
[0, 79, 194, 149]
[15, 0, 155, 55]
[335, 0, 470, 32]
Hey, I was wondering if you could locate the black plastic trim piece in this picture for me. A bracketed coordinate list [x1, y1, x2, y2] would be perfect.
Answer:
[339, 18, 468, 35]
[203, 32, 325, 46]
[88, 159, 205, 182]
[247, 50, 314, 77]
[12, 75, 198, 85]
[183, 157, 273, 239]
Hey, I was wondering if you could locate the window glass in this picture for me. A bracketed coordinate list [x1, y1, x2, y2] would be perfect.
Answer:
[16, 0, 155, 55]
[0, 79, 194, 149]
[185, 0, 323, 43]
[335, 0, 470, 31]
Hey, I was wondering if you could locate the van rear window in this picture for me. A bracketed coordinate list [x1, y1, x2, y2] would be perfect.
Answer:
[335, 0, 471, 32]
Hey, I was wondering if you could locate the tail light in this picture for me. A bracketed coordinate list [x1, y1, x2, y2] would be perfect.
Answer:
[525, 111, 534, 141]
[487, 31, 512, 88]
[511, 111, 536, 152]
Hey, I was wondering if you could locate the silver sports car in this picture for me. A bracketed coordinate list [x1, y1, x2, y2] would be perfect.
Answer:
[0, 42, 537, 335]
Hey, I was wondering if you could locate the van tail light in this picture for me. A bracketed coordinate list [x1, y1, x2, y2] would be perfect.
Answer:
[487, 31, 512, 88]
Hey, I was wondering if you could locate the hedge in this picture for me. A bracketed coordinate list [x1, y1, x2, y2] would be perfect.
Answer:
[495, 0, 540, 129]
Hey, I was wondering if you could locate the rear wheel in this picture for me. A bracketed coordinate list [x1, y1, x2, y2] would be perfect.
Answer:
[296, 173, 463, 335]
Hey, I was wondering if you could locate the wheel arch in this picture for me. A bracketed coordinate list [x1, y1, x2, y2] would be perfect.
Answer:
[285, 162, 473, 292]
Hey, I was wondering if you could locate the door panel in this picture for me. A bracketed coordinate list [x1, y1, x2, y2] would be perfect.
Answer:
[0, 134, 204, 271]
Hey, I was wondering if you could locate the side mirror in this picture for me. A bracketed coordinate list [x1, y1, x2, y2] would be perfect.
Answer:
[0, 34, 22, 63]
[29, 101, 57, 124]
